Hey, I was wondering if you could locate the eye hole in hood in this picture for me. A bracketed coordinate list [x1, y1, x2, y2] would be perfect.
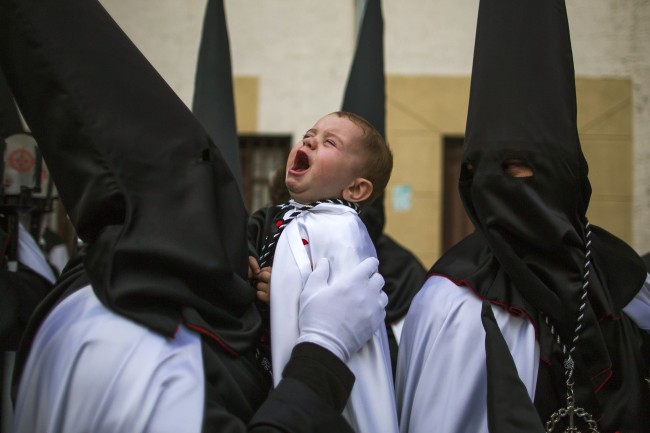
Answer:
[502, 159, 533, 178]
[460, 161, 475, 182]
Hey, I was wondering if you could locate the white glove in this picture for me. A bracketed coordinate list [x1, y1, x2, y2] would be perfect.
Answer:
[296, 257, 387, 362]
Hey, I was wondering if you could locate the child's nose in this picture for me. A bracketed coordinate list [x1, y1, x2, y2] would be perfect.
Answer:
[302, 137, 316, 149]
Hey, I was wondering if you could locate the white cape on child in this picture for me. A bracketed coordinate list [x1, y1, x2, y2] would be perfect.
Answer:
[270, 202, 398, 433]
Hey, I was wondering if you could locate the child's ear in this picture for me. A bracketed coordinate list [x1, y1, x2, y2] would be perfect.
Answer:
[342, 177, 373, 203]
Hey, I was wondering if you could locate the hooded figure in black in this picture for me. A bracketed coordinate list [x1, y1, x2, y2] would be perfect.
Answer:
[395, 0, 650, 432]
[0, 0, 388, 432]
[339, 0, 426, 378]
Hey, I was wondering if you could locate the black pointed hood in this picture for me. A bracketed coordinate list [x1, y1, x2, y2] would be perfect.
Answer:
[342, 0, 385, 138]
[461, 0, 591, 336]
[342, 0, 386, 240]
[1, 65, 22, 197]
[0, 0, 259, 354]
[192, 0, 243, 194]
[0, 66, 23, 139]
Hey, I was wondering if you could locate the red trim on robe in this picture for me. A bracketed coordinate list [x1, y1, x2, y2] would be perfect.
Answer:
[184, 322, 238, 357]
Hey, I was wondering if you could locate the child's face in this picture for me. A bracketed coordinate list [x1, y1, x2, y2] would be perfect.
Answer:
[285, 114, 366, 204]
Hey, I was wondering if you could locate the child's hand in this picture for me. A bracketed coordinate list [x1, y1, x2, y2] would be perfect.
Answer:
[248, 256, 260, 281]
[256, 266, 272, 304]
[248, 256, 272, 304]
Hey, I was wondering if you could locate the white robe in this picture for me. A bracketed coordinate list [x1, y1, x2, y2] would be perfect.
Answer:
[4, 225, 57, 432]
[395, 274, 650, 433]
[17, 223, 56, 284]
[11, 285, 205, 433]
[270, 202, 398, 433]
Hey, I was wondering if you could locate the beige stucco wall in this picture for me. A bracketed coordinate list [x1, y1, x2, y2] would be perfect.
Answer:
[578, 79, 634, 243]
[232, 77, 258, 133]
[98, 0, 650, 259]
[384, 76, 469, 266]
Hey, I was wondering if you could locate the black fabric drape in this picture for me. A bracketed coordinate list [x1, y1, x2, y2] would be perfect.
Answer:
[0, 265, 52, 352]
[481, 300, 545, 433]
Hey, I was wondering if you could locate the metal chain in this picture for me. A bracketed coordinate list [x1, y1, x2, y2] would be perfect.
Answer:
[544, 222, 600, 433]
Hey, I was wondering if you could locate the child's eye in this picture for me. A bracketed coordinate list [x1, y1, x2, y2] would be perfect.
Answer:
[325, 139, 336, 147]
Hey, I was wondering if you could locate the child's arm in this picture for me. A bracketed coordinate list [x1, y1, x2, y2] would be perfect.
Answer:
[248, 256, 272, 304]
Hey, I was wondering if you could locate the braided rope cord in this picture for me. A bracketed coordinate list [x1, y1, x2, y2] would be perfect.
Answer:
[544, 221, 600, 433]
[258, 199, 360, 268]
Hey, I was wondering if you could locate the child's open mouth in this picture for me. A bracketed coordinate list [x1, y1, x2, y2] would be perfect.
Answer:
[290, 150, 310, 173]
